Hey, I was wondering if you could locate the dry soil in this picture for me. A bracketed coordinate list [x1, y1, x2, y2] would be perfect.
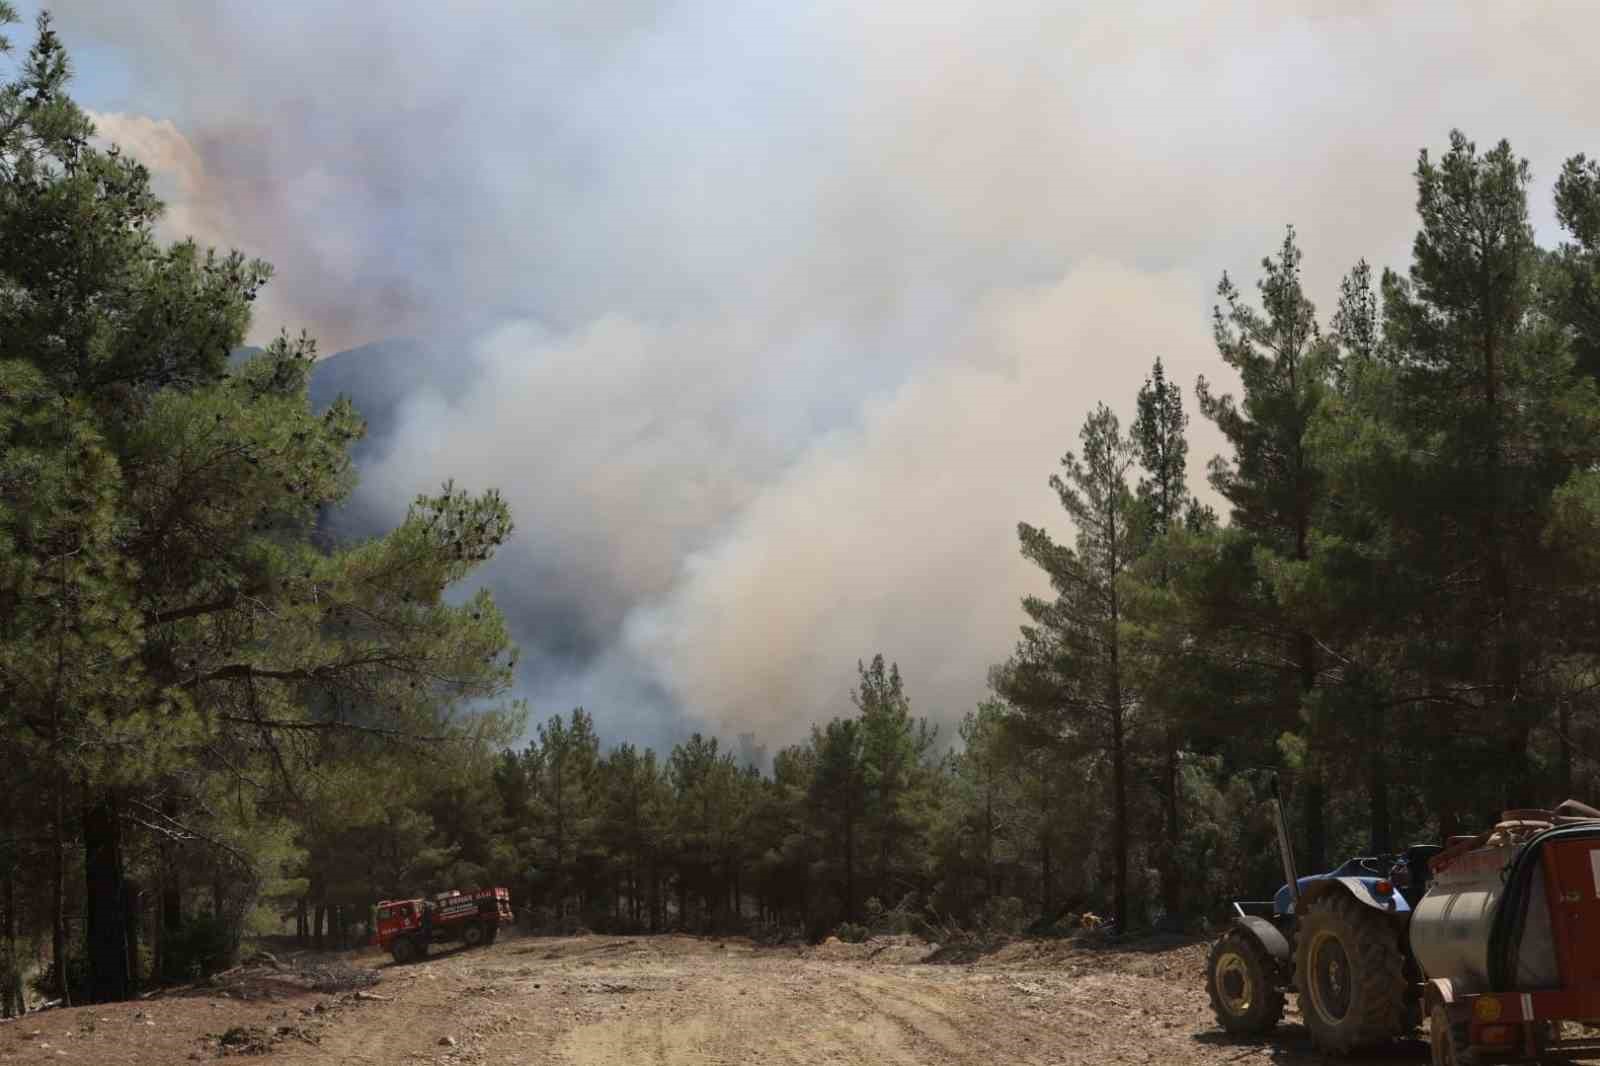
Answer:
[0, 932, 1434, 1065]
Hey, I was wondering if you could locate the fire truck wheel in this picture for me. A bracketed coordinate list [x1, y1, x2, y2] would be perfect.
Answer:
[463, 922, 486, 947]
[1428, 1003, 1475, 1066]
[391, 936, 417, 965]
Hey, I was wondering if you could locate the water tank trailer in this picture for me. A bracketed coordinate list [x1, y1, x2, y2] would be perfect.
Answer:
[1206, 787, 1600, 1064]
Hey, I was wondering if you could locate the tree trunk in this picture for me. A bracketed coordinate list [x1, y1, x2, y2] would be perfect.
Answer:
[51, 771, 69, 1006]
[1040, 834, 1053, 920]
[1502, 715, 1532, 811]
[2, 858, 18, 1018]
[1369, 702, 1392, 854]
[1559, 701, 1574, 800]
[844, 815, 856, 923]
[1111, 702, 1128, 932]
[1161, 725, 1182, 928]
[123, 879, 141, 997]
[83, 794, 131, 1002]
[159, 792, 181, 983]
[159, 867, 181, 982]
[1295, 631, 1326, 876]
[1039, 766, 1054, 919]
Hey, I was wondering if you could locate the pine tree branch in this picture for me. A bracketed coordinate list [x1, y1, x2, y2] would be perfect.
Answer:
[123, 798, 258, 873]
[215, 713, 445, 742]
[147, 592, 240, 627]
[180, 654, 404, 689]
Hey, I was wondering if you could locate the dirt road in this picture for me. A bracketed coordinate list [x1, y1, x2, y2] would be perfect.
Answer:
[1, 933, 1433, 1065]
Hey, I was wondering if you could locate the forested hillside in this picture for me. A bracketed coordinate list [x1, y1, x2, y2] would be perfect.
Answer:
[5, 10, 1600, 1011]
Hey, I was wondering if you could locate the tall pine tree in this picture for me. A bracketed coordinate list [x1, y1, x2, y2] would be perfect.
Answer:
[997, 403, 1140, 930]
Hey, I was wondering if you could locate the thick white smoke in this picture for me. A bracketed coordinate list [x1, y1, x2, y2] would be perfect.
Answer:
[52, 0, 1600, 748]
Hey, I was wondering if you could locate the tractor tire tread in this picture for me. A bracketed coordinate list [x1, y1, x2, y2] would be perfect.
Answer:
[1205, 928, 1286, 1036]
[1295, 891, 1408, 1053]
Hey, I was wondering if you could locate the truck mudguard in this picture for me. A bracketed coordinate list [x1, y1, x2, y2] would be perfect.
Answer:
[1304, 876, 1411, 916]
[1231, 915, 1293, 970]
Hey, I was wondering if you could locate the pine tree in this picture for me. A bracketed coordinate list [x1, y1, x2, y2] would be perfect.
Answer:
[1129, 358, 1197, 926]
[0, 17, 522, 998]
[997, 402, 1140, 930]
[855, 655, 932, 910]
[1197, 227, 1338, 873]
[809, 718, 866, 926]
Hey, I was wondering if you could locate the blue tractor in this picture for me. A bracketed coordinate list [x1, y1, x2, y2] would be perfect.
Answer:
[1205, 781, 1442, 1054]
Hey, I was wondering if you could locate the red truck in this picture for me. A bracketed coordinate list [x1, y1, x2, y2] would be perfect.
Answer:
[374, 887, 514, 963]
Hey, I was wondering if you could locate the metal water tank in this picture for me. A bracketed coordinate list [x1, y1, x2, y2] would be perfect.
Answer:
[1407, 844, 1514, 995]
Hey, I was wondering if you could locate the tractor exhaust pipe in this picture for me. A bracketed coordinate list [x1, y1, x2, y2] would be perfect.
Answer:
[1271, 775, 1301, 907]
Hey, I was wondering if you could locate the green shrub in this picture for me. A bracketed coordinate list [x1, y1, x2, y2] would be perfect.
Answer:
[30, 952, 90, 1004]
[163, 913, 239, 982]
[834, 922, 869, 943]
[977, 896, 1027, 936]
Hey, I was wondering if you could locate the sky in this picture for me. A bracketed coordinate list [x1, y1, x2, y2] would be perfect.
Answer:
[25, 1, 1600, 756]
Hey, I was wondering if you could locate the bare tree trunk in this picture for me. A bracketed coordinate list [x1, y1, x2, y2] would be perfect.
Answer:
[1161, 725, 1182, 928]
[51, 766, 69, 1005]
[1369, 701, 1392, 854]
[844, 815, 856, 924]
[83, 793, 131, 1002]
[2, 859, 18, 1018]
[1111, 702, 1128, 932]
[1039, 767, 1054, 919]
[157, 795, 182, 987]
[1296, 632, 1326, 876]
[984, 784, 996, 899]
[1559, 701, 1574, 800]
[123, 879, 141, 997]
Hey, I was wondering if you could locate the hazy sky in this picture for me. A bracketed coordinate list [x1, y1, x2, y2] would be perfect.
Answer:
[32, 1, 1600, 755]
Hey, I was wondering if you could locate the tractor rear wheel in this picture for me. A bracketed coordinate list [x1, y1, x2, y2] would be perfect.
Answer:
[1206, 928, 1285, 1036]
[462, 922, 487, 948]
[1294, 892, 1407, 1053]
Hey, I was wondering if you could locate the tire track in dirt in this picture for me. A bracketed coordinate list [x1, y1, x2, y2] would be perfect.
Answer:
[553, 959, 959, 1065]
[259, 933, 1433, 1066]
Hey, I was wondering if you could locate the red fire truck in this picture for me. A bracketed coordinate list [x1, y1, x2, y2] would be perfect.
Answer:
[374, 887, 514, 963]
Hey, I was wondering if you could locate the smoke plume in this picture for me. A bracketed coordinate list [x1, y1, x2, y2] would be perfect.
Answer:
[46, 0, 1600, 750]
